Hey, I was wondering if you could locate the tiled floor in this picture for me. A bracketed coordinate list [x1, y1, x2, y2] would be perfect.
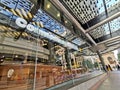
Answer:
[97, 71, 120, 90]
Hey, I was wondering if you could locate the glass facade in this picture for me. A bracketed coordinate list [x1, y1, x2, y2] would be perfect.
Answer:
[0, 0, 99, 90]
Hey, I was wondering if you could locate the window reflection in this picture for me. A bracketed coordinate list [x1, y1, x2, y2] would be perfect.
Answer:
[105, 0, 120, 16]
[109, 17, 120, 33]
[0, 0, 102, 90]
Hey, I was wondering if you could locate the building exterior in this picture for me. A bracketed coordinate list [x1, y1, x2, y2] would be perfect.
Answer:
[0, 0, 120, 90]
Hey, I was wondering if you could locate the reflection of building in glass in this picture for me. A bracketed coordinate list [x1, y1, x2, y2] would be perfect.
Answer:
[0, 0, 120, 90]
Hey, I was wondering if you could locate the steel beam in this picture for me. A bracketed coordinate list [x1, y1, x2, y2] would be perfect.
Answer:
[86, 12, 120, 33]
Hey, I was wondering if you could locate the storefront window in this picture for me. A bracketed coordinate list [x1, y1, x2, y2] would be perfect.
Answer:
[0, 0, 101, 90]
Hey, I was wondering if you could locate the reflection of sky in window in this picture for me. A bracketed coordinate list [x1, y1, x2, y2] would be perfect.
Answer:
[1, 0, 17, 9]
[0, 6, 12, 25]
[90, 16, 120, 39]
[105, 0, 119, 9]
[94, 0, 120, 37]
[33, 9, 66, 36]
[96, 0, 119, 14]
[96, 0, 105, 14]
[0, 0, 32, 12]
[103, 23, 110, 35]
[90, 23, 110, 39]
[109, 17, 120, 33]
[0, 6, 12, 16]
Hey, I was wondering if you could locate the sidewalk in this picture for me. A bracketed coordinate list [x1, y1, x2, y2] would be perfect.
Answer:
[97, 71, 120, 90]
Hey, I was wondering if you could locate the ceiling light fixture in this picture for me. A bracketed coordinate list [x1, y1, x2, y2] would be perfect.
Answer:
[47, 4, 50, 9]
[15, 55, 18, 58]
[57, 13, 60, 17]
[65, 20, 67, 23]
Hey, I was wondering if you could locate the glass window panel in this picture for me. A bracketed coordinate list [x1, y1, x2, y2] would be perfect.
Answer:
[105, 0, 119, 9]
[62, 0, 105, 24]
[90, 17, 120, 38]
[89, 23, 110, 39]
[0, 0, 17, 9]
[98, 6, 105, 14]
[103, 23, 110, 35]
[105, 0, 120, 15]
[109, 17, 120, 33]
[96, 0, 105, 14]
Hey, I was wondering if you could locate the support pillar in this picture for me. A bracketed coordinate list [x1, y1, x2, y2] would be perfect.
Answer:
[48, 41, 55, 64]
[65, 48, 71, 70]
[96, 51, 106, 72]
[23, 53, 28, 64]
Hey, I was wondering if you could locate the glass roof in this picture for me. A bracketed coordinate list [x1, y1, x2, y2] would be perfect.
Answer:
[61, 0, 120, 24]
[89, 23, 110, 39]
[106, 0, 120, 10]
[62, 0, 105, 24]
[60, 0, 120, 40]
[89, 16, 120, 39]
[105, 0, 119, 9]
[109, 17, 120, 33]
[96, 0, 105, 14]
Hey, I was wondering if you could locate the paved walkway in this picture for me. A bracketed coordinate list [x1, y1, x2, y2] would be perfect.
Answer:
[97, 71, 120, 90]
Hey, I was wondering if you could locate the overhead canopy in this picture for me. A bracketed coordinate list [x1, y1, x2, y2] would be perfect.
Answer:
[56, 0, 120, 53]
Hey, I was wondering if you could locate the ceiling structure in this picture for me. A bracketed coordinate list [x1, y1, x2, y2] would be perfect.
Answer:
[51, 0, 120, 54]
